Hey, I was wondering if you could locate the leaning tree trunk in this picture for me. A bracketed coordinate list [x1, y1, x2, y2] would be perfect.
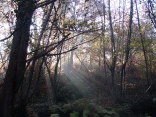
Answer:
[0, 1, 34, 117]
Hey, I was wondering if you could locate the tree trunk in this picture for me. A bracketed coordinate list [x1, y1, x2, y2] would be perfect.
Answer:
[108, 0, 116, 91]
[0, 1, 34, 117]
[70, 50, 74, 68]
[120, 0, 133, 99]
[53, 48, 62, 103]
[135, 0, 150, 87]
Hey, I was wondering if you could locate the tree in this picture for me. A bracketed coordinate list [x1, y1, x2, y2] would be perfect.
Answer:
[145, 0, 156, 28]
[135, 0, 150, 87]
[0, 0, 57, 117]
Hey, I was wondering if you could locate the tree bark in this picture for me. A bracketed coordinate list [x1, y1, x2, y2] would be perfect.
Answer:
[108, 0, 116, 91]
[120, 0, 133, 99]
[0, 1, 34, 117]
[135, 0, 150, 87]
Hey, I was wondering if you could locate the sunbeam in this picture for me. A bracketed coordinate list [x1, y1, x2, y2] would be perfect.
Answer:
[45, 76, 54, 103]
[62, 64, 96, 101]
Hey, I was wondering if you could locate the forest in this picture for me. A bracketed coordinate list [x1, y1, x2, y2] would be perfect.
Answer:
[0, 0, 156, 117]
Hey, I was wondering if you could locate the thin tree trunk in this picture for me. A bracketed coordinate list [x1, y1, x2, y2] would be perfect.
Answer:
[102, 1, 108, 78]
[94, 0, 107, 77]
[120, 0, 133, 99]
[108, 0, 116, 91]
[70, 50, 74, 68]
[135, 0, 150, 87]
[53, 44, 63, 103]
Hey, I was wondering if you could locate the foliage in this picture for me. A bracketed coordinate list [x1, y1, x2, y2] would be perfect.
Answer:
[70, 111, 79, 117]
[27, 106, 39, 117]
[49, 105, 61, 113]
[115, 104, 132, 117]
[48, 98, 120, 117]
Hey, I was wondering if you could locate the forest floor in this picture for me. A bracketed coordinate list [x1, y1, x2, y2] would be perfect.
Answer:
[30, 66, 156, 117]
